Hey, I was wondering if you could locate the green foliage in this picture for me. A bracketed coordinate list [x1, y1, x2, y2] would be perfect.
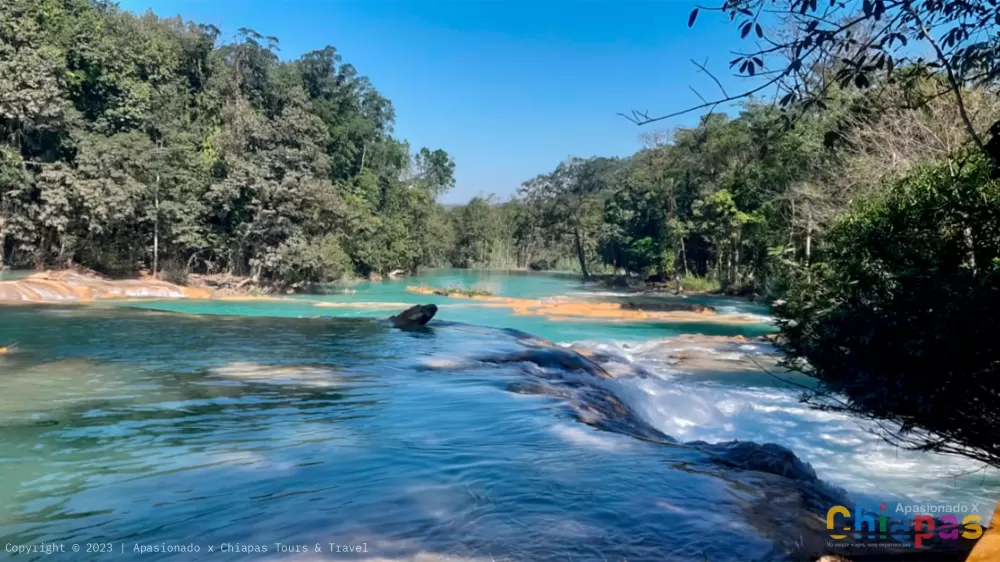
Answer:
[0, 0, 455, 283]
[448, 196, 524, 270]
[678, 275, 720, 293]
[777, 155, 1000, 465]
[159, 259, 189, 286]
[518, 157, 621, 278]
[265, 234, 352, 288]
[437, 284, 495, 298]
[498, 104, 834, 291]
[413, 147, 456, 199]
[412, 283, 495, 298]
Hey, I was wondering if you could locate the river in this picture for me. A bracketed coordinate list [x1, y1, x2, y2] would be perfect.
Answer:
[0, 270, 995, 561]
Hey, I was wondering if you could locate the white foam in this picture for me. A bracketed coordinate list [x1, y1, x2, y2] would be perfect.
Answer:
[550, 424, 631, 452]
[574, 339, 997, 511]
[618, 371, 996, 508]
[714, 305, 774, 323]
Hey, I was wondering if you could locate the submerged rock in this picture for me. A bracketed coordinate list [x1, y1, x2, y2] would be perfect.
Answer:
[691, 440, 820, 483]
[479, 347, 613, 379]
[208, 362, 340, 388]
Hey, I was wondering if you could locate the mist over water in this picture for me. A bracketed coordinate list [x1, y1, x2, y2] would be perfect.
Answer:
[0, 270, 995, 561]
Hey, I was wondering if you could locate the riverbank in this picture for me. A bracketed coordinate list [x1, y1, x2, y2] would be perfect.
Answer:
[0, 270, 213, 302]
[0, 266, 363, 303]
[405, 284, 766, 326]
[585, 272, 771, 302]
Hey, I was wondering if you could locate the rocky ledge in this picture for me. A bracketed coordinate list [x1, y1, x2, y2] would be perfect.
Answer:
[0, 270, 212, 303]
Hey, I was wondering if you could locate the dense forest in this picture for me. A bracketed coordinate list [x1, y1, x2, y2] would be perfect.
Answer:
[449, 87, 997, 292]
[0, 0, 458, 286]
[4, 0, 995, 298]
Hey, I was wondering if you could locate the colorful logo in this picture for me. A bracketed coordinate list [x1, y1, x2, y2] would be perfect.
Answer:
[826, 503, 983, 548]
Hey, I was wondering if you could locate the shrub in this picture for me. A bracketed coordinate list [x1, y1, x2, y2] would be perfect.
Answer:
[262, 234, 353, 288]
[159, 260, 189, 286]
[777, 155, 1000, 466]
[439, 283, 495, 297]
[678, 275, 720, 293]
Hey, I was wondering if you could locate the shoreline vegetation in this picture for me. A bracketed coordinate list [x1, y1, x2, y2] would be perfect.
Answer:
[0, 264, 734, 301]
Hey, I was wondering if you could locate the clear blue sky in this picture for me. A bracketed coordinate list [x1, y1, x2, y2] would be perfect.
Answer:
[120, 0, 750, 204]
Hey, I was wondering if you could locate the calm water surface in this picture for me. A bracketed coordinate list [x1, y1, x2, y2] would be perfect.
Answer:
[0, 270, 995, 561]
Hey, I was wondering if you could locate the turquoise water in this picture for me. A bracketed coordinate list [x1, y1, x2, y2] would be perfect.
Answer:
[115, 270, 775, 343]
[0, 270, 995, 561]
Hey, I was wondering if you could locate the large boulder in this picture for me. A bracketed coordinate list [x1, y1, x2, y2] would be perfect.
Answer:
[388, 304, 438, 328]
[692, 440, 820, 483]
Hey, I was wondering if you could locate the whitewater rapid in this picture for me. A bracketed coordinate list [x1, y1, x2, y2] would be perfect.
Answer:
[571, 337, 998, 514]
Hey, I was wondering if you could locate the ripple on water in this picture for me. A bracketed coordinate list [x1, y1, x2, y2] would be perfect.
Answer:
[0, 279, 995, 561]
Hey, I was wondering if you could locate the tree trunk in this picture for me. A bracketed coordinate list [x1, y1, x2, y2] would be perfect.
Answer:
[679, 237, 689, 276]
[963, 225, 976, 270]
[725, 237, 733, 289]
[522, 241, 535, 269]
[733, 231, 741, 289]
[0, 215, 6, 268]
[153, 173, 160, 279]
[805, 208, 812, 266]
[789, 198, 796, 248]
[573, 228, 590, 279]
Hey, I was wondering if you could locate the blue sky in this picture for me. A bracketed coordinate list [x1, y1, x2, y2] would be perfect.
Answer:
[120, 0, 750, 203]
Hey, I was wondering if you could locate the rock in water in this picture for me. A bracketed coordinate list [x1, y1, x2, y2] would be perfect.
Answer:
[693, 441, 819, 482]
[620, 301, 715, 313]
[388, 304, 438, 328]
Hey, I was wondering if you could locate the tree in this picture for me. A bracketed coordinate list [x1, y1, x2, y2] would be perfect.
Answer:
[652, 1, 1000, 469]
[778, 154, 1000, 467]
[638, 0, 999, 156]
[693, 190, 760, 288]
[413, 147, 456, 200]
[451, 196, 498, 268]
[519, 157, 620, 278]
[0, 1, 459, 284]
[603, 151, 679, 277]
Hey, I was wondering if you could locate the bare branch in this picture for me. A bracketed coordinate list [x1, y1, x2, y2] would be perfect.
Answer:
[618, 74, 784, 126]
[692, 58, 730, 99]
[905, 4, 988, 153]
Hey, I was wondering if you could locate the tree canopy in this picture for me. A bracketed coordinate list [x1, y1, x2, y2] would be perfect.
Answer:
[0, 0, 455, 286]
